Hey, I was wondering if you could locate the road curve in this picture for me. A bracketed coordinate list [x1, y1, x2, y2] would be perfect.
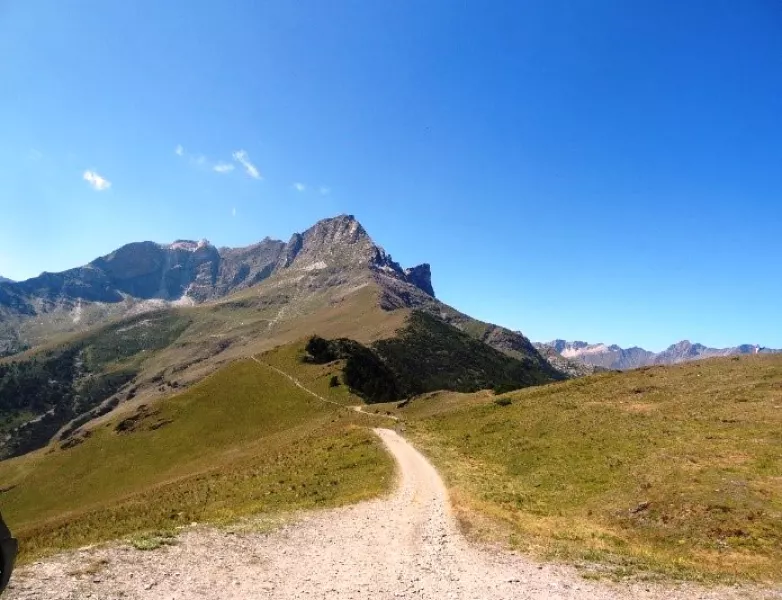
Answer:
[7, 429, 768, 599]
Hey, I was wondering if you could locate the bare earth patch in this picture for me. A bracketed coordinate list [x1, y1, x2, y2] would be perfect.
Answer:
[6, 429, 778, 600]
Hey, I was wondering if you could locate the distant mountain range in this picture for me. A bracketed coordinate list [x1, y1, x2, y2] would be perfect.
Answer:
[0, 276, 12, 283]
[535, 339, 781, 370]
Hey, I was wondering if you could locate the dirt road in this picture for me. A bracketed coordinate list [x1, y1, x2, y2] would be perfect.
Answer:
[7, 429, 774, 599]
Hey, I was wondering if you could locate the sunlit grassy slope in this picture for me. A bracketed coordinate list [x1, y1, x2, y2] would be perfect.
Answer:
[0, 357, 394, 562]
[402, 354, 782, 583]
[259, 342, 357, 406]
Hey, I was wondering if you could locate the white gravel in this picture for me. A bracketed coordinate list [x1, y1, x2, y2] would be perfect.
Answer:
[6, 428, 778, 600]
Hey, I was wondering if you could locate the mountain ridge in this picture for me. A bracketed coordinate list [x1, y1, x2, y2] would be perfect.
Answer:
[0, 215, 436, 354]
[0, 215, 433, 308]
[536, 338, 780, 370]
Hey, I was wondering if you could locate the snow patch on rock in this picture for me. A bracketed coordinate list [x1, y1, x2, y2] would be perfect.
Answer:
[301, 261, 327, 272]
[71, 300, 82, 324]
[167, 239, 211, 252]
[561, 343, 612, 358]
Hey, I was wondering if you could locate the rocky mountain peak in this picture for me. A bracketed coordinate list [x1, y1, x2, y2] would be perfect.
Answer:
[275, 215, 375, 271]
[273, 215, 436, 297]
[670, 340, 693, 351]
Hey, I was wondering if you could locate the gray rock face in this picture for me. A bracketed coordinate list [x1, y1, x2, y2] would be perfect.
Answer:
[213, 238, 286, 299]
[537, 339, 780, 370]
[91, 240, 222, 301]
[404, 264, 434, 297]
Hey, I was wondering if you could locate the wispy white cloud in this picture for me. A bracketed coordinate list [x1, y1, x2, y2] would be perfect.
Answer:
[83, 170, 111, 191]
[232, 207, 237, 217]
[176, 145, 261, 180]
[293, 182, 306, 192]
[232, 150, 261, 179]
[319, 186, 331, 196]
[28, 149, 43, 161]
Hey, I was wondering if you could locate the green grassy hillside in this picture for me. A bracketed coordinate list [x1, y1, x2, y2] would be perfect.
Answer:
[400, 354, 782, 583]
[0, 357, 394, 562]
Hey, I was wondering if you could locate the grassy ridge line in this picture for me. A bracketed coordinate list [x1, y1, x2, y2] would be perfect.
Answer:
[402, 355, 782, 583]
[0, 357, 395, 562]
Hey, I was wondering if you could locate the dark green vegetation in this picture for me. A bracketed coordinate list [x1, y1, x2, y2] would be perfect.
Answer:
[0, 312, 192, 458]
[0, 359, 393, 562]
[305, 311, 562, 403]
[400, 354, 782, 583]
[375, 312, 562, 393]
[305, 335, 400, 402]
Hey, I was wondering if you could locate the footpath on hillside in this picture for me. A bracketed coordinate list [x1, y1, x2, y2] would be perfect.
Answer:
[7, 427, 773, 600]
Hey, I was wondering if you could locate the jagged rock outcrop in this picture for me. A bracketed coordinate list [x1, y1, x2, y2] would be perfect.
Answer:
[404, 264, 434, 297]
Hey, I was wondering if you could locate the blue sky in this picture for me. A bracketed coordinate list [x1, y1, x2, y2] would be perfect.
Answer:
[1, 1, 780, 350]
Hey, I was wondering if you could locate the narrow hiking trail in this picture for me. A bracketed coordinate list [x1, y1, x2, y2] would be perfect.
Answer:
[7, 429, 773, 600]
[250, 356, 346, 408]
[250, 355, 398, 420]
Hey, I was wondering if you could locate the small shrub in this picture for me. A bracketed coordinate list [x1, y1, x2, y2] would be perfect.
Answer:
[494, 397, 512, 407]
[329, 375, 340, 388]
[492, 382, 519, 395]
[128, 530, 178, 551]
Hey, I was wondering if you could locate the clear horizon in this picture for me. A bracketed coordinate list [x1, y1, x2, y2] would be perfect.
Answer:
[1, 1, 780, 351]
